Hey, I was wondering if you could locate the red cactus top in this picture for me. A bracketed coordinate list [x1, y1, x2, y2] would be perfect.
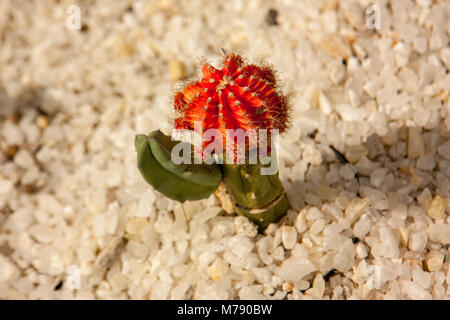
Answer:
[174, 53, 289, 161]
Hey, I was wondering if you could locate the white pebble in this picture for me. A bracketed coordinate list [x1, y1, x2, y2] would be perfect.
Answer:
[355, 243, 368, 259]
[275, 256, 316, 282]
[408, 231, 428, 251]
[437, 141, 450, 160]
[401, 280, 432, 300]
[427, 224, 450, 245]
[370, 168, 388, 188]
[309, 219, 325, 236]
[281, 226, 297, 249]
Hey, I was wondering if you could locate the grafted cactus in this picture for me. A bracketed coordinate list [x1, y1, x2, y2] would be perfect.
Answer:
[135, 52, 291, 230]
[174, 52, 289, 159]
[135, 131, 221, 202]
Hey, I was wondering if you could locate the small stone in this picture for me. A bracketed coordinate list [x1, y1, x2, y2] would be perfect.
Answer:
[33, 245, 65, 276]
[7, 207, 33, 232]
[295, 210, 307, 233]
[318, 91, 332, 115]
[234, 216, 258, 238]
[1, 121, 24, 145]
[282, 282, 294, 292]
[252, 268, 271, 284]
[413, 36, 427, 54]
[153, 212, 173, 234]
[365, 134, 384, 159]
[135, 190, 156, 218]
[428, 224, 450, 245]
[381, 129, 398, 146]
[417, 188, 433, 209]
[344, 145, 368, 163]
[412, 268, 433, 290]
[0, 255, 19, 281]
[320, 34, 351, 59]
[309, 219, 325, 236]
[14, 149, 34, 168]
[141, 224, 158, 247]
[36, 115, 49, 129]
[214, 183, 234, 214]
[239, 287, 266, 300]
[316, 186, 337, 201]
[359, 186, 388, 211]
[401, 280, 432, 300]
[305, 193, 322, 206]
[339, 164, 356, 180]
[429, 29, 448, 50]
[345, 198, 371, 225]
[333, 239, 355, 272]
[407, 127, 425, 159]
[127, 240, 149, 260]
[276, 256, 316, 282]
[396, 44, 411, 68]
[306, 273, 325, 299]
[330, 63, 345, 85]
[399, 227, 409, 246]
[302, 144, 322, 165]
[116, 36, 133, 58]
[92, 204, 120, 238]
[199, 252, 216, 267]
[196, 207, 222, 224]
[425, 251, 444, 272]
[440, 47, 450, 70]
[355, 243, 368, 259]
[416, 154, 436, 171]
[370, 168, 388, 188]
[28, 224, 53, 244]
[438, 141, 450, 160]
[169, 59, 186, 82]
[426, 195, 447, 220]
[77, 243, 96, 262]
[109, 273, 127, 292]
[353, 214, 372, 239]
[297, 280, 310, 291]
[208, 259, 229, 281]
[306, 207, 323, 221]
[281, 226, 297, 249]
[369, 226, 399, 258]
[126, 217, 149, 236]
[408, 231, 428, 251]
[95, 236, 126, 269]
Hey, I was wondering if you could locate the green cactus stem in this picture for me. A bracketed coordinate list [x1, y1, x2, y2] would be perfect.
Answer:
[222, 162, 290, 230]
[135, 130, 221, 202]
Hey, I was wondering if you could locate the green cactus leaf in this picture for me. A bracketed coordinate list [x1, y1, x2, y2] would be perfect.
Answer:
[148, 130, 221, 187]
[135, 131, 222, 202]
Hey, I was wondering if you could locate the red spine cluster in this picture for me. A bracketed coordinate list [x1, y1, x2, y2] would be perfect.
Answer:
[174, 53, 289, 159]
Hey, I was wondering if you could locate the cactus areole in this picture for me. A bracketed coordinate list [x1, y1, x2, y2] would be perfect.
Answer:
[135, 52, 291, 230]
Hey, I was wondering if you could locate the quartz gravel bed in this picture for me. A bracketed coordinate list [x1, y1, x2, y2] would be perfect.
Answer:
[0, 0, 449, 300]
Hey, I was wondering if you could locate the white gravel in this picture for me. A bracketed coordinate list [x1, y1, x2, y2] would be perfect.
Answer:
[0, 0, 449, 300]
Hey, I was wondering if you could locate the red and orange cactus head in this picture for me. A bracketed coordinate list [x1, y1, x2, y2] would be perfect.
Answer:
[174, 53, 290, 161]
